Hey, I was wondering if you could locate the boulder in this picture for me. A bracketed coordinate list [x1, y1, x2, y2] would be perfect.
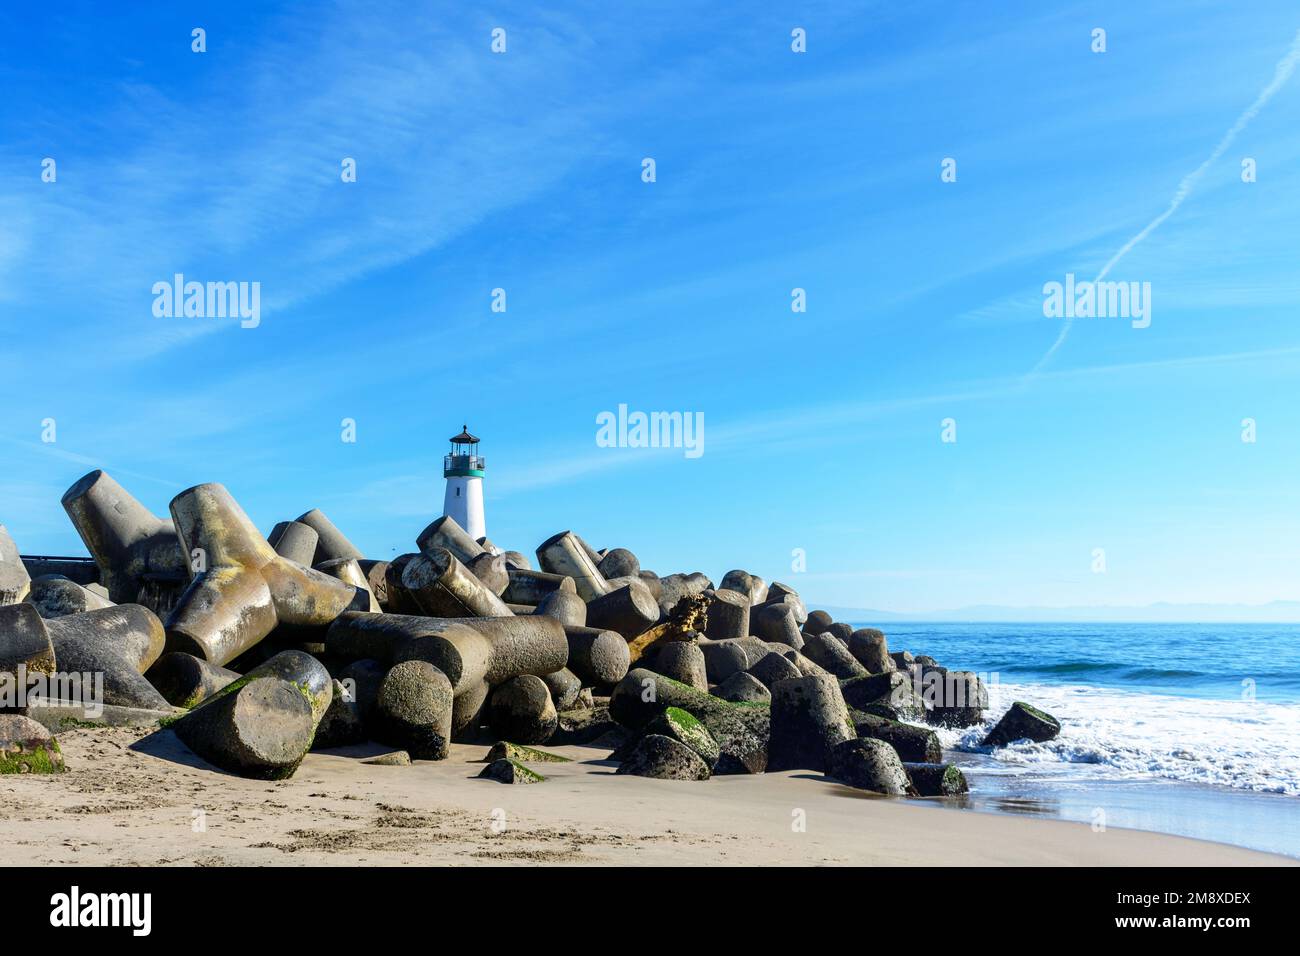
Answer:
[615, 734, 710, 781]
[923, 670, 989, 728]
[981, 701, 1061, 747]
[827, 738, 915, 795]
[483, 741, 570, 763]
[904, 762, 969, 796]
[767, 674, 854, 772]
[478, 757, 545, 784]
[0, 713, 64, 773]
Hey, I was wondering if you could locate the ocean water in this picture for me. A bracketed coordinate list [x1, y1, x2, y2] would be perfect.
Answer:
[848, 622, 1300, 857]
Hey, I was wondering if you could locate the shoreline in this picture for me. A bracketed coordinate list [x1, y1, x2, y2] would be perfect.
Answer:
[0, 726, 1290, 867]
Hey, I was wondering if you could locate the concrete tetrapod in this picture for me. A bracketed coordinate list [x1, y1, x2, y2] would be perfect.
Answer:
[609, 668, 769, 774]
[168, 650, 333, 779]
[327, 612, 569, 732]
[502, 569, 575, 606]
[585, 581, 659, 639]
[315, 558, 380, 612]
[416, 514, 486, 566]
[562, 625, 630, 687]
[295, 509, 364, 565]
[46, 605, 169, 711]
[164, 483, 368, 666]
[0, 525, 31, 605]
[486, 674, 557, 744]
[536, 588, 587, 627]
[267, 521, 319, 567]
[766, 674, 854, 773]
[400, 548, 512, 618]
[60, 470, 187, 604]
[24, 575, 114, 618]
[535, 531, 611, 602]
[145, 652, 239, 709]
[372, 660, 454, 759]
[0, 603, 56, 688]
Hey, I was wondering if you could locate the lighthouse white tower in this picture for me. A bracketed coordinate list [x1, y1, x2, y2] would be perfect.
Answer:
[443, 425, 486, 540]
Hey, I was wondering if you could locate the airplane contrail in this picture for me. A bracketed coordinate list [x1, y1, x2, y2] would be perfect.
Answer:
[1029, 28, 1300, 375]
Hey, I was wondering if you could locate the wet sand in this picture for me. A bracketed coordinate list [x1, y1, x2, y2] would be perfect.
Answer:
[0, 725, 1291, 866]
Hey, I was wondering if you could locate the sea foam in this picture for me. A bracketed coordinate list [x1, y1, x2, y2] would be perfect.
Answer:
[939, 681, 1300, 796]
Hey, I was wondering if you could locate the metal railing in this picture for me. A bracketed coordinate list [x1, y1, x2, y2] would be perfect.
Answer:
[444, 454, 485, 471]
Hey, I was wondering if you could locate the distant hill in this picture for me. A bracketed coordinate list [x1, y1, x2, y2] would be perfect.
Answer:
[816, 601, 1300, 624]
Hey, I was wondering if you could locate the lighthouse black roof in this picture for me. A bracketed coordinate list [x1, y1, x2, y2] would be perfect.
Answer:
[449, 425, 479, 445]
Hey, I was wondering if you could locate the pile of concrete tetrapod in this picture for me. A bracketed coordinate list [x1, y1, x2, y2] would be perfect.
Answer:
[0, 469, 1061, 792]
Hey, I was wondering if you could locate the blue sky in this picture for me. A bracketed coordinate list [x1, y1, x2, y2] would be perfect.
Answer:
[2, 1, 1299, 614]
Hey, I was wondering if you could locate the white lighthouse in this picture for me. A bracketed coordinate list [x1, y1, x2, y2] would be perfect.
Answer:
[443, 425, 486, 540]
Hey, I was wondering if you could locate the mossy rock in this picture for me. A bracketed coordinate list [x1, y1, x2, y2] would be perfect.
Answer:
[615, 734, 710, 781]
[903, 762, 969, 796]
[981, 700, 1061, 747]
[478, 757, 545, 784]
[609, 668, 769, 773]
[0, 715, 65, 774]
[483, 741, 571, 763]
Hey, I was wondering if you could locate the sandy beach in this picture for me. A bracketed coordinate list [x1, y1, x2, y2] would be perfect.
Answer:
[0, 726, 1289, 867]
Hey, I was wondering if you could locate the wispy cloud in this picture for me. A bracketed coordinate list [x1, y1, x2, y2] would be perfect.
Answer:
[1031, 26, 1300, 374]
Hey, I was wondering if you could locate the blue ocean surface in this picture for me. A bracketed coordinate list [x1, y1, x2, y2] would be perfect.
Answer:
[849, 622, 1300, 857]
